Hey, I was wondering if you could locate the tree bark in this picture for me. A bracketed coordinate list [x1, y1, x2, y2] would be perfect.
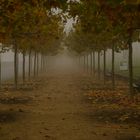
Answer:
[43, 55, 45, 72]
[103, 48, 106, 85]
[37, 53, 39, 76]
[93, 51, 95, 76]
[14, 42, 18, 89]
[34, 51, 37, 77]
[128, 32, 133, 95]
[90, 53, 93, 75]
[42, 55, 46, 72]
[41, 54, 43, 72]
[87, 54, 89, 73]
[0, 53, 1, 89]
[84, 55, 86, 71]
[45, 55, 47, 72]
[112, 45, 115, 90]
[42, 55, 44, 72]
[98, 51, 100, 79]
[23, 51, 26, 83]
[28, 49, 31, 80]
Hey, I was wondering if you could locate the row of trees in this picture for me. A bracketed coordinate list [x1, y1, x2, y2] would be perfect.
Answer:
[0, 0, 67, 88]
[66, 0, 140, 95]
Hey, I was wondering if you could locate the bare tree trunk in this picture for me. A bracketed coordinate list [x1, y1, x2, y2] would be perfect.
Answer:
[23, 51, 26, 83]
[0, 53, 1, 89]
[28, 49, 31, 80]
[34, 51, 37, 77]
[90, 53, 93, 75]
[87, 54, 89, 73]
[43, 55, 45, 72]
[14, 42, 18, 89]
[41, 54, 43, 72]
[98, 51, 100, 79]
[84, 55, 86, 71]
[112, 45, 115, 90]
[103, 48, 106, 85]
[93, 51, 95, 76]
[45, 55, 47, 72]
[42, 54, 46, 72]
[128, 32, 133, 95]
[37, 53, 39, 76]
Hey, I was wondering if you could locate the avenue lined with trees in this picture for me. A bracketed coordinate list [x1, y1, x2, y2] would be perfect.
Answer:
[0, 0, 67, 88]
[0, 0, 140, 93]
[66, 0, 140, 95]
[0, 1, 140, 139]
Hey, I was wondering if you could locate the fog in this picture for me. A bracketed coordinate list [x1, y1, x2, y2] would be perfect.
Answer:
[0, 42, 140, 81]
[46, 51, 78, 74]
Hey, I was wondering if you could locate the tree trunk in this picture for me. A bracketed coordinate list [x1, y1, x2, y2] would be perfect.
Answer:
[87, 54, 89, 73]
[84, 55, 86, 71]
[45, 55, 47, 72]
[34, 51, 37, 77]
[37, 53, 39, 76]
[42, 55, 46, 72]
[98, 51, 100, 79]
[128, 33, 133, 95]
[14, 42, 18, 89]
[90, 53, 93, 75]
[93, 51, 95, 76]
[42, 55, 44, 72]
[23, 51, 26, 83]
[28, 49, 31, 80]
[0, 53, 1, 89]
[103, 48, 106, 85]
[112, 45, 115, 90]
[41, 54, 43, 72]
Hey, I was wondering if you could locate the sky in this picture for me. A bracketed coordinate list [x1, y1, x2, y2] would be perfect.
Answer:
[64, 17, 74, 34]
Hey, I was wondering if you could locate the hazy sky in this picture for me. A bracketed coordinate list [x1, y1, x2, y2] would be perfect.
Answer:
[64, 17, 75, 34]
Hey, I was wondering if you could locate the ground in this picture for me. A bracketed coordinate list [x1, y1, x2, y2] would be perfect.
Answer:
[0, 62, 140, 140]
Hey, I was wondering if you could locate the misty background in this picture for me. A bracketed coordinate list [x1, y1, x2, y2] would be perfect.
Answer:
[0, 41, 140, 81]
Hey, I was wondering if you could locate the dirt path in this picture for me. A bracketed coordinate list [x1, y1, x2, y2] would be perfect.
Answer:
[0, 62, 139, 140]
